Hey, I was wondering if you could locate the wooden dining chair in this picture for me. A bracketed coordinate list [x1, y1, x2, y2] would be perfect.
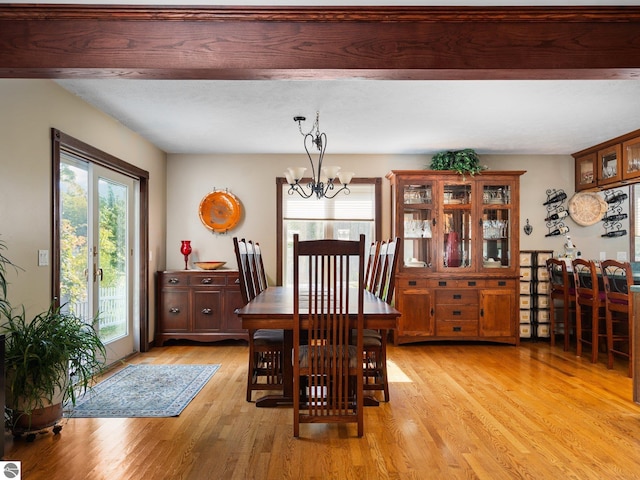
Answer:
[601, 259, 633, 377]
[546, 258, 576, 351]
[292, 234, 365, 437]
[364, 241, 381, 292]
[572, 258, 607, 364]
[361, 237, 400, 402]
[233, 237, 284, 402]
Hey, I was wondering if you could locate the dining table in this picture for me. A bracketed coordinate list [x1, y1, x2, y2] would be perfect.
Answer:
[237, 285, 401, 408]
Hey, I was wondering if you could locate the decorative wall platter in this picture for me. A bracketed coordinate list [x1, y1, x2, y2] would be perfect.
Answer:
[567, 191, 607, 226]
[199, 190, 242, 233]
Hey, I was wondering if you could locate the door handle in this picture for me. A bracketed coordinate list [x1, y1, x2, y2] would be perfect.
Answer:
[93, 264, 104, 282]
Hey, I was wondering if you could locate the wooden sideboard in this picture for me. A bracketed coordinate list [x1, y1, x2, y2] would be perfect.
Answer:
[156, 270, 248, 345]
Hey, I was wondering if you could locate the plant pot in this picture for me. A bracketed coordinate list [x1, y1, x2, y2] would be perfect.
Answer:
[6, 368, 67, 437]
[11, 402, 63, 434]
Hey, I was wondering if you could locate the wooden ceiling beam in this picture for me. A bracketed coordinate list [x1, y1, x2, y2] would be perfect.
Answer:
[1, 5, 640, 80]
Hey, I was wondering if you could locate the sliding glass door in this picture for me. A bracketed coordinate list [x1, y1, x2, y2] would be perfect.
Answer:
[59, 153, 138, 365]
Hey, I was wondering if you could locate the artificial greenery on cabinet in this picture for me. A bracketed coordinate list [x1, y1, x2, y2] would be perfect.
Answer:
[429, 149, 486, 176]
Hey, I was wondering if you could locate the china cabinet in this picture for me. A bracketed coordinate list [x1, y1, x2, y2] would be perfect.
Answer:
[156, 270, 248, 345]
[386, 170, 525, 345]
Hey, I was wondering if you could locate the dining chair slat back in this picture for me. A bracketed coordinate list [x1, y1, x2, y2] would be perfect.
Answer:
[233, 237, 254, 304]
[365, 241, 381, 292]
[233, 237, 284, 402]
[292, 234, 365, 437]
[376, 237, 400, 304]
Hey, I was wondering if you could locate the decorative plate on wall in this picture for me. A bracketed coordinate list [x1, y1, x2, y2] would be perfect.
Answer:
[567, 191, 608, 226]
[198, 190, 242, 233]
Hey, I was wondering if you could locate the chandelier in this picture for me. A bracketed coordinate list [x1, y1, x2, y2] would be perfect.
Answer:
[284, 112, 354, 199]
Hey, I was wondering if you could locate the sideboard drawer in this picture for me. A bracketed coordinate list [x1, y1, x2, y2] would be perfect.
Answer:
[435, 289, 478, 305]
[435, 304, 477, 321]
[436, 319, 479, 336]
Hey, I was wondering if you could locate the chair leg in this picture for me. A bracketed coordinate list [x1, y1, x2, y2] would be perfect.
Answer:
[576, 303, 583, 358]
[246, 330, 256, 402]
[563, 301, 571, 352]
[606, 309, 614, 369]
[591, 306, 599, 364]
[380, 331, 389, 402]
[550, 298, 557, 348]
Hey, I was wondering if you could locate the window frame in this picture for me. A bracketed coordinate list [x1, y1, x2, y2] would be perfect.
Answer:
[276, 177, 382, 285]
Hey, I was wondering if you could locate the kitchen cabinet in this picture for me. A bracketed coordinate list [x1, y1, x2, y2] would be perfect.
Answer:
[574, 128, 640, 191]
[575, 152, 597, 192]
[156, 270, 248, 345]
[386, 170, 524, 345]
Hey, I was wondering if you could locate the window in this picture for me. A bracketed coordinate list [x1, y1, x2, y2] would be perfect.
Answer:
[276, 178, 382, 286]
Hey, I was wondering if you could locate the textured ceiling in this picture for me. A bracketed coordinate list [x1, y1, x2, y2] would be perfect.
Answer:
[55, 79, 640, 155]
[47, 1, 640, 156]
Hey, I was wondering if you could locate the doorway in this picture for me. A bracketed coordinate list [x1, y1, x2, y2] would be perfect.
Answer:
[59, 153, 137, 365]
[53, 129, 150, 360]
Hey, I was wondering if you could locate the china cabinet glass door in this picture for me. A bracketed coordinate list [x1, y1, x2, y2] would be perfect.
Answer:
[441, 182, 472, 270]
[481, 183, 512, 269]
[402, 182, 434, 268]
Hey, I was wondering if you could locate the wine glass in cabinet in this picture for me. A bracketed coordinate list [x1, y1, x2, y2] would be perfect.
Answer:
[597, 144, 622, 186]
[480, 182, 514, 270]
[574, 152, 597, 191]
[400, 183, 434, 269]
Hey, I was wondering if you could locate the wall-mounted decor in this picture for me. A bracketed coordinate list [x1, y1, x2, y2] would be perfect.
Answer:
[198, 189, 242, 234]
[601, 189, 628, 237]
[543, 188, 569, 237]
[567, 191, 607, 227]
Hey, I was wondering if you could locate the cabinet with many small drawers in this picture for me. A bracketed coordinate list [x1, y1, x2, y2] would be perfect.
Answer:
[156, 270, 248, 345]
[518, 250, 553, 340]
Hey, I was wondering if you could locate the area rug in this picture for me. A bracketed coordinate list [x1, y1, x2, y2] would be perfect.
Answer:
[66, 364, 220, 418]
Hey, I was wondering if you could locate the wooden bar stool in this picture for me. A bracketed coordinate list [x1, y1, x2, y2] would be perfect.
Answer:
[546, 258, 576, 351]
[601, 259, 633, 377]
[572, 259, 607, 363]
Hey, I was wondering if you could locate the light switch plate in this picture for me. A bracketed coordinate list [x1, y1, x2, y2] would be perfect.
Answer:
[38, 249, 49, 266]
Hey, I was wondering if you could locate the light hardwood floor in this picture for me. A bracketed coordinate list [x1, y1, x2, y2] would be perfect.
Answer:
[4, 340, 640, 479]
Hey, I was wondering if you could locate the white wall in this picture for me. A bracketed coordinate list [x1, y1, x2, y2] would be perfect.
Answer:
[167, 152, 633, 282]
[0, 79, 167, 342]
[165, 153, 425, 282]
[483, 155, 630, 261]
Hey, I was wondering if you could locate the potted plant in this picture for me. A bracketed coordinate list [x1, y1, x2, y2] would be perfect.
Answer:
[429, 148, 486, 176]
[0, 237, 106, 439]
